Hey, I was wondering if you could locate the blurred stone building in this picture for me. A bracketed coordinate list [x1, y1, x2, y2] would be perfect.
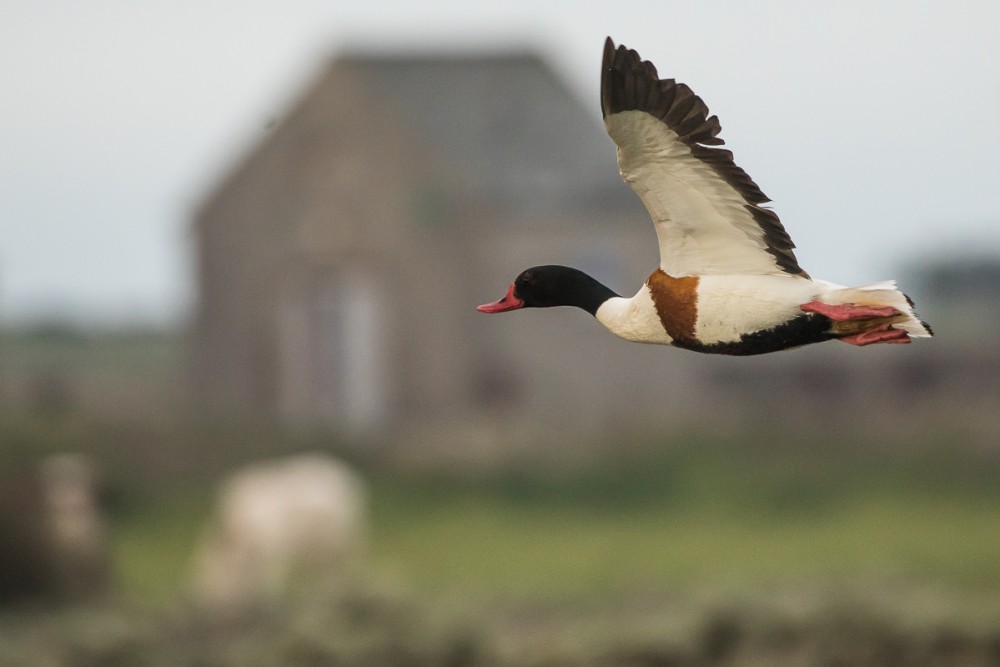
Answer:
[191, 48, 678, 438]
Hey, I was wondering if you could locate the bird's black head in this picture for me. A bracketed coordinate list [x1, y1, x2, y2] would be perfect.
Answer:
[477, 265, 619, 316]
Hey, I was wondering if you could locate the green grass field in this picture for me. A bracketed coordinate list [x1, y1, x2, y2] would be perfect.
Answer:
[369, 489, 1000, 597]
[88, 439, 1000, 665]
[108, 435, 1000, 611]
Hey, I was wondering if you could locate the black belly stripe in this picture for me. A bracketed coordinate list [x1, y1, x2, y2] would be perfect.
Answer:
[672, 314, 835, 356]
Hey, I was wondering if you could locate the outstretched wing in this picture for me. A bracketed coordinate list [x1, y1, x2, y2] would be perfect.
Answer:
[601, 38, 807, 278]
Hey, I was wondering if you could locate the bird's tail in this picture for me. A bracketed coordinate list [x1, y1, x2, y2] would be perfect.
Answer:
[817, 280, 933, 339]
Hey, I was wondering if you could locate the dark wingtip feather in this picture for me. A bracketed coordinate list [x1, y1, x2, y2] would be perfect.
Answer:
[600, 39, 806, 277]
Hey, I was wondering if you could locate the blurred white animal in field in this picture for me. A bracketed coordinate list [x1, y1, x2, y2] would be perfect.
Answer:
[192, 453, 367, 614]
[40, 453, 109, 596]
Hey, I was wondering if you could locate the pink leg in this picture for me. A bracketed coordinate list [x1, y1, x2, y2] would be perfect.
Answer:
[840, 324, 910, 346]
[801, 301, 901, 320]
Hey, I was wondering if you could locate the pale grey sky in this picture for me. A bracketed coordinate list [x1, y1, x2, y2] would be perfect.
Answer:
[1, 0, 998, 325]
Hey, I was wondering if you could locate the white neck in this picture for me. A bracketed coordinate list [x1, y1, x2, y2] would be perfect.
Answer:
[594, 287, 673, 345]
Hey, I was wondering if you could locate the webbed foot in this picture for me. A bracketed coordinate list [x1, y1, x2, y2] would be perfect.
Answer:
[800, 301, 901, 320]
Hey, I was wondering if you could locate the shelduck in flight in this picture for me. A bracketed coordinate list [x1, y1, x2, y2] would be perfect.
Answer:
[478, 38, 932, 355]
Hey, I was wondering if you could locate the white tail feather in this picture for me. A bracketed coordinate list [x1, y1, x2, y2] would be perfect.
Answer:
[816, 280, 933, 338]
